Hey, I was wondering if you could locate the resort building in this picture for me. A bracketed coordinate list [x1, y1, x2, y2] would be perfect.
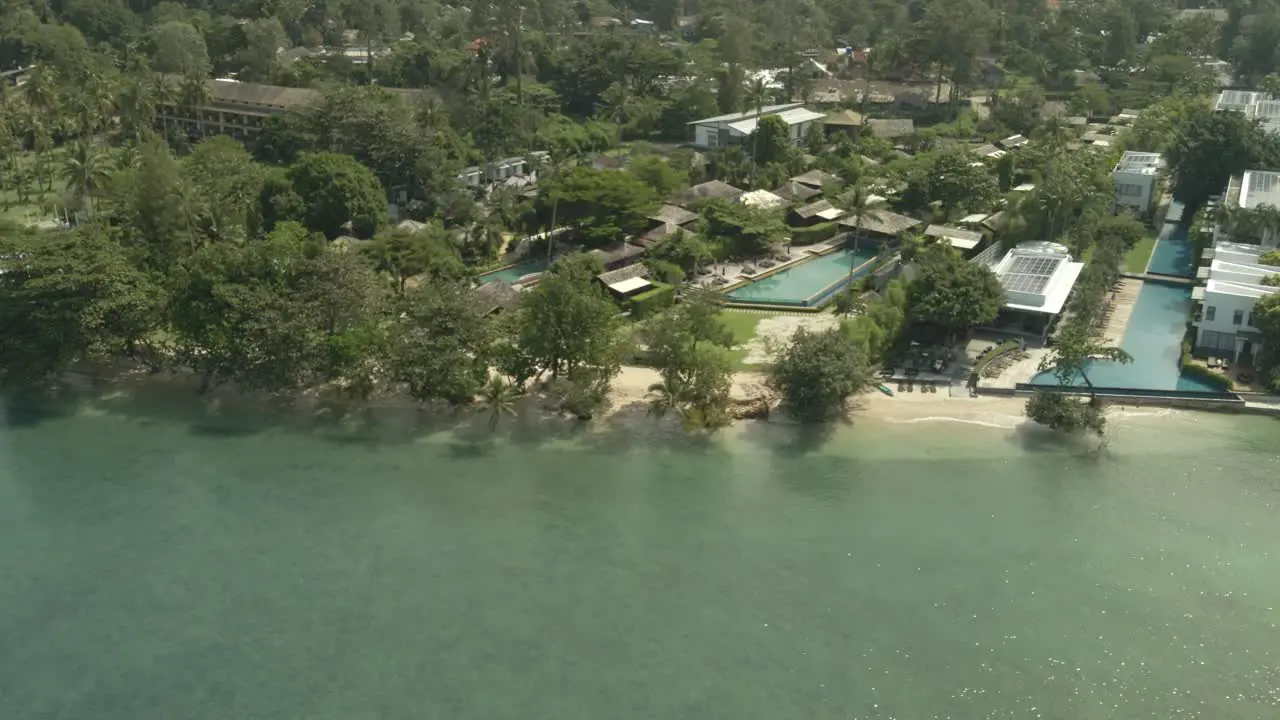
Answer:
[596, 264, 654, 301]
[687, 104, 824, 149]
[837, 209, 920, 241]
[157, 78, 429, 141]
[1111, 151, 1165, 215]
[985, 241, 1085, 339]
[1214, 90, 1280, 134]
[458, 152, 550, 190]
[1216, 170, 1280, 247]
[637, 205, 700, 247]
[1192, 241, 1278, 363]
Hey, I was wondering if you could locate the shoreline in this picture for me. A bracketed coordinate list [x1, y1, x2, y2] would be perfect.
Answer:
[39, 361, 1188, 436]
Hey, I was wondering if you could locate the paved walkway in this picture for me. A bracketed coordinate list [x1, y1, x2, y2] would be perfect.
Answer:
[1096, 278, 1141, 346]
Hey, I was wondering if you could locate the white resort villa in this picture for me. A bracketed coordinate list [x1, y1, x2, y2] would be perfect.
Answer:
[1111, 151, 1164, 216]
[978, 241, 1086, 340]
[1194, 242, 1276, 364]
[687, 103, 824, 149]
[1192, 170, 1280, 363]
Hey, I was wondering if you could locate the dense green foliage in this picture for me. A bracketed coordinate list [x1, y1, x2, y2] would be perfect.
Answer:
[0, 0, 1269, 428]
[769, 327, 871, 423]
[908, 243, 1004, 339]
[628, 283, 676, 318]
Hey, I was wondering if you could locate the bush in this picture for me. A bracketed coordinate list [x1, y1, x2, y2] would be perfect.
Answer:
[1178, 361, 1233, 391]
[628, 283, 675, 318]
[789, 221, 840, 246]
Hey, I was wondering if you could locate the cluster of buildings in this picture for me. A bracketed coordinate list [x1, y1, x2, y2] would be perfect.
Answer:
[1193, 169, 1280, 364]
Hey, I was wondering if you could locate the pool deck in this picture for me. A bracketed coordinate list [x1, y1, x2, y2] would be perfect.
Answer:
[1097, 278, 1141, 346]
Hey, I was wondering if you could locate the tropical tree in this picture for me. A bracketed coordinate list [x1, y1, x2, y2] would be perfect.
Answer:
[908, 243, 1005, 340]
[1038, 321, 1133, 395]
[769, 327, 871, 423]
[838, 183, 885, 288]
[744, 77, 769, 184]
[646, 374, 692, 422]
[479, 374, 523, 430]
[178, 74, 211, 139]
[61, 140, 112, 217]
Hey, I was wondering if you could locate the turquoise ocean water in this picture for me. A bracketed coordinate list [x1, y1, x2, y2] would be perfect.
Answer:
[1, 388, 1278, 719]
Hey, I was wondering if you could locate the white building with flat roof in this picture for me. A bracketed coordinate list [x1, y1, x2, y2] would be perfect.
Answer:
[984, 242, 1086, 339]
[1193, 241, 1278, 362]
[1214, 90, 1280, 134]
[1216, 169, 1280, 247]
[687, 104, 824, 149]
[1112, 151, 1164, 215]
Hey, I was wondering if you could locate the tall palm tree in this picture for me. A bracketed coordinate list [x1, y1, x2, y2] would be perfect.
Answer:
[744, 77, 769, 186]
[839, 183, 886, 289]
[179, 74, 211, 139]
[480, 375, 523, 430]
[151, 72, 176, 137]
[61, 140, 111, 217]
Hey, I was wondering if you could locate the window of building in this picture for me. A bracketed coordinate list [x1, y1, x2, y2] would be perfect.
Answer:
[1205, 305, 1216, 322]
[1117, 183, 1144, 197]
[1233, 309, 1244, 325]
[1248, 311, 1256, 327]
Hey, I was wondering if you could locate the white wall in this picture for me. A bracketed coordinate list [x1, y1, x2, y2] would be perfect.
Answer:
[1112, 171, 1156, 213]
[693, 124, 719, 149]
[1195, 288, 1272, 358]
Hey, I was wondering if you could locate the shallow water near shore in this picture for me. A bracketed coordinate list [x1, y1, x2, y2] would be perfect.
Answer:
[2, 388, 1280, 719]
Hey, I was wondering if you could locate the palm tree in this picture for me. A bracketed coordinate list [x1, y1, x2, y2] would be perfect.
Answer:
[151, 73, 176, 137]
[61, 140, 111, 217]
[744, 77, 769, 186]
[480, 375, 523, 430]
[838, 183, 886, 290]
[179, 74, 211, 139]
[646, 374, 690, 421]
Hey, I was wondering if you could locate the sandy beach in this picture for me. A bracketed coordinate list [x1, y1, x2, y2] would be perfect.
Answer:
[607, 364, 1031, 429]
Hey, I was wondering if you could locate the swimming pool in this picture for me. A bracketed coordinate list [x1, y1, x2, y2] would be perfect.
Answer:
[1146, 202, 1195, 277]
[478, 257, 550, 285]
[724, 248, 878, 306]
[1032, 280, 1216, 391]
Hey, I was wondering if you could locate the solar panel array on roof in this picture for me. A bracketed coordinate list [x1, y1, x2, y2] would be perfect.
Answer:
[1254, 101, 1280, 118]
[1001, 254, 1062, 296]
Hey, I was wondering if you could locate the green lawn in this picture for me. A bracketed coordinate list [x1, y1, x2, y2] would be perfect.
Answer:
[719, 310, 778, 369]
[1124, 231, 1158, 274]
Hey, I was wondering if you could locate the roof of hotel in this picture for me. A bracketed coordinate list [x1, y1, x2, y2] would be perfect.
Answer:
[1201, 241, 1280, 299]
[647, 204, 699, 227]
[992, 246, 1085, 315]
[838, 209, 921, 236]
[674, 180, 745, 206]
[597, 263, 651, 286]
[1114, 151, 1165, 175]
[688, 103, 804, 125]
[792, 199, 845, 220]
[923, 224, 982, 249]
[771, 181, 823, 202]
[790, 169, 842, 188]
[739, 189, 787, 209]
[726, 107, 826, 134]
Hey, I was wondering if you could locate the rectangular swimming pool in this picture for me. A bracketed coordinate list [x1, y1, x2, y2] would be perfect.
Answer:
[478, 257, 549, 285]
[1032, 280, 1223, 392]
[724, 248, 878, 306]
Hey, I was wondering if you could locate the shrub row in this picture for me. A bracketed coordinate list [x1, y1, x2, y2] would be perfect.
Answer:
[789, 222, 840, 246]
[628, 283, 675, 318]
